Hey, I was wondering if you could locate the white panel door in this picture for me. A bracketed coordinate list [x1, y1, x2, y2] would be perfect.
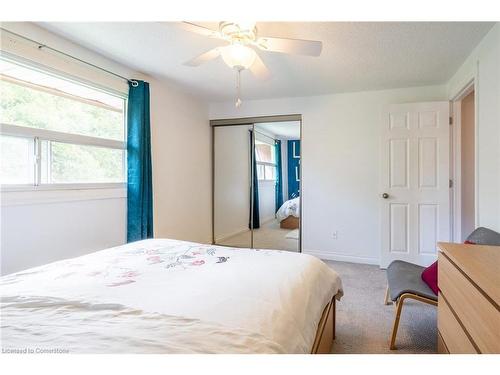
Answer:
[381, 102, 450, 268]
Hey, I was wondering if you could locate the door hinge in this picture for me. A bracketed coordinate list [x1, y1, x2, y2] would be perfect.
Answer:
[449, 116, 453, 125]
[449, 179, 453, 188]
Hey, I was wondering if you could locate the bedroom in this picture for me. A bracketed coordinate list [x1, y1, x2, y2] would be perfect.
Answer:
[1, 1, 499, 373]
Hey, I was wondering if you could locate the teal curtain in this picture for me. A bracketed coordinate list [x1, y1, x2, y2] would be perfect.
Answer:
[127, 80, 153, 242]
[274, 140, 283, 212]
[249, 130, 260, 229]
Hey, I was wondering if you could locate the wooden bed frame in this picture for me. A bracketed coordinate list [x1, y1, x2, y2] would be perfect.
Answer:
[280, 215, 299, 230]
[311, 294, 337, 354]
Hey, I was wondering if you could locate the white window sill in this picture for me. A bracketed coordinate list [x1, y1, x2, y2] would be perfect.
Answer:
[1, 184, 126, 206]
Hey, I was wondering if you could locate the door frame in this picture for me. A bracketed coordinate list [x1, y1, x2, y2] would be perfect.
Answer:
[450, 79, 476, 242]
[210, 114, 303, 252]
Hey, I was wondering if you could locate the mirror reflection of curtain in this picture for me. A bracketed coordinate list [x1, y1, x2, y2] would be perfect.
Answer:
[274, 140, 283, 212]
[249, 130, 260, 229]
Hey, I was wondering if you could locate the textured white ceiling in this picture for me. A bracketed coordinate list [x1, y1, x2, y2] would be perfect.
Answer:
[255, 122, 300, 139]
[38, 22, 494, 102]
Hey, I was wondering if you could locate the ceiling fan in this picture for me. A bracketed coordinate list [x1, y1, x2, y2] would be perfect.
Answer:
[181, 21, 323, 106]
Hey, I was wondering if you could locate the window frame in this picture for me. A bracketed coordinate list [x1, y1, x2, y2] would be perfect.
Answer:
[0, 124, 126, 191]
[0, 55, 128, 192]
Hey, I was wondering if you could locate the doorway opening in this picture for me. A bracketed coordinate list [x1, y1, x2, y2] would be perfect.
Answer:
[452, 82, 476, 242]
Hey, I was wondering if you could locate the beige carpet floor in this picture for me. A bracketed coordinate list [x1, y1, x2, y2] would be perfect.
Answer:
[326, 260, 437, 354]
[218, 219, 299, 252]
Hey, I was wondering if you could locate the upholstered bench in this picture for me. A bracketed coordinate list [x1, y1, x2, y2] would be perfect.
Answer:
[386, 261, 438, 303]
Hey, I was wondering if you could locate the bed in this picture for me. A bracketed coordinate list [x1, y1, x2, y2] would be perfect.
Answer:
[277, 197, 300, 229]
[0, 238, 343, 354]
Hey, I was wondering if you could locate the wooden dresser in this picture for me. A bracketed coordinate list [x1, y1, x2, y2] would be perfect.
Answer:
[437, 242, 500, 353]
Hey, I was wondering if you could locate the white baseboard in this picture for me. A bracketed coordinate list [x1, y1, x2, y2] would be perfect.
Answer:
[304, 249, 380, 266]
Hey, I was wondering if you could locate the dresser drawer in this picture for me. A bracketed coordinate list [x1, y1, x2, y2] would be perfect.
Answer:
[438, 293, 477, 353]
[439, 252, 500, 353]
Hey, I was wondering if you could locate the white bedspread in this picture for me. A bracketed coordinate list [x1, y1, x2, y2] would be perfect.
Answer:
[0, 239, 343, 354]
[277, 197, 300, 221]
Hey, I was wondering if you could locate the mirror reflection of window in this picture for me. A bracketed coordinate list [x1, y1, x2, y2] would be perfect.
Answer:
[255, 140, 277, 181]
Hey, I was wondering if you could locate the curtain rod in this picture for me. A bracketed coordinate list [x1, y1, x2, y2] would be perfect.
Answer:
[0, 27, 138, 87]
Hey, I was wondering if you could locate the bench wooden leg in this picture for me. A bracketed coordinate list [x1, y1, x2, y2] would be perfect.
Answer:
[390, 296, 405, 350]
[389, 293, 437, 350]
[384, 285, 392, 305]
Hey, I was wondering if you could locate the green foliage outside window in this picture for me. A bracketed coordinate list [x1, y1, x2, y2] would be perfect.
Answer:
[0, 80, 125, 184]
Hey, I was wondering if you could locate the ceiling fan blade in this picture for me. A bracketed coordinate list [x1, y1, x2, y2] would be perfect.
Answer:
[249, 53, 271, 80]
[180, 22, 221, 38]
[256, 37, 322, 56]
[184, 48, 221, 67]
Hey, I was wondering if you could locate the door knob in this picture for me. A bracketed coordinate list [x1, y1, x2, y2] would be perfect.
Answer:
[382, 193, 389, 199]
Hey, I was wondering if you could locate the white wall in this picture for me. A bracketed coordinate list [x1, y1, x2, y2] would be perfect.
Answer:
[150, 79, 211, 244]
[447, 23, 500, 233]
[210, 85, 448, 264]
[0, 23, 211, 275]
[1, 193, 126, 274]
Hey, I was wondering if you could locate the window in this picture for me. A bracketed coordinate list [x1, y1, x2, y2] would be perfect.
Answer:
[0, 135, 35, 184]
[255, 140, 276, 181]
[0, 56, 126, 189]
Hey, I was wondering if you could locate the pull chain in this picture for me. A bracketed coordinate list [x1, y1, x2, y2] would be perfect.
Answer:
[235, 68, 242, 108]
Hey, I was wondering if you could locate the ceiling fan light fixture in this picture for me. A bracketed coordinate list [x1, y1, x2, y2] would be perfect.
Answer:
[235, 21, 256, 32]
[182, 21, 323, 109]
[221, 44, 256, 70]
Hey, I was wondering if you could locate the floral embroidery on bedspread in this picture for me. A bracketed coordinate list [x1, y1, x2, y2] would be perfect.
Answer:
[102, 243, 231, 286]
[161, 246, 224, 270]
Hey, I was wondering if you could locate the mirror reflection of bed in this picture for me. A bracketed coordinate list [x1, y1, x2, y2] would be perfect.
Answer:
[214, 119, 301, 253]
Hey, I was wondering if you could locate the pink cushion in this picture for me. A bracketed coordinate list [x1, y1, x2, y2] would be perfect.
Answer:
[421, 261, 438, 295]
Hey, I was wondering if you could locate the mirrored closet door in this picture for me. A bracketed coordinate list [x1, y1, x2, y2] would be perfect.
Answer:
[212, 116, 301, 253]
[213, 124, 253, 248]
